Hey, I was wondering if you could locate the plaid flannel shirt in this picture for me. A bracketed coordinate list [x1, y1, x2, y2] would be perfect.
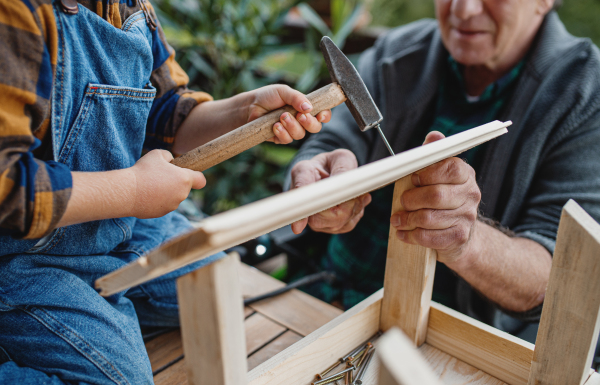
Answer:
[0, 0, 212, 240]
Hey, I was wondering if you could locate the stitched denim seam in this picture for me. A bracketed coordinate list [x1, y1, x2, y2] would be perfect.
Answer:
[22, 307, 131, 385]
[55, 4, 67, 157]
[112, 219, 130, 242]
[84, 90, 154, 100]
[123, 15, 145, 33]
[32, 227, 65, 254]
[86, 86, 155, 95]
[59, 93, 94, 163]
[120, 11, 144, 31]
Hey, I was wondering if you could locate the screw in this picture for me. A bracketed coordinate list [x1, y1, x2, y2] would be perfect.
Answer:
[313, 367, 354, 385]
[354, 344, 372, 371]
[316, 359, 343, 380]
[354, 348, 375, 385]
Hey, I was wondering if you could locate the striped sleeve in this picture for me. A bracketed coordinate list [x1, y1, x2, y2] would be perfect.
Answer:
[0, 0, 72, 239]
[144, 2, 213, 152]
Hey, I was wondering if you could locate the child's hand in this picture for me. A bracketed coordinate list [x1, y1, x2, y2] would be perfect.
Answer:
[246, 85, 332, 144]
[129, 150, 206, 219]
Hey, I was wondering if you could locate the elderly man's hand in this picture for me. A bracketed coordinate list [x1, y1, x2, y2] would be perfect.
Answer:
[390, 132, 481, 264]
[290, 149, 372, 234]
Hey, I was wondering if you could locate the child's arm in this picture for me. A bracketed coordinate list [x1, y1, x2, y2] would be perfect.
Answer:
[56, 150, 205, 228]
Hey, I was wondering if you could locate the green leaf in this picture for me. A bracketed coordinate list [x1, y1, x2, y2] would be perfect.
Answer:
[297, 3, 331, 37]
[187, 50, 217, 80]
[332, 5, 363, 48]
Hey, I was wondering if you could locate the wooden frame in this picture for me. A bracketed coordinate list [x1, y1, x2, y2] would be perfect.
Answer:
[95, 121, 600, 385]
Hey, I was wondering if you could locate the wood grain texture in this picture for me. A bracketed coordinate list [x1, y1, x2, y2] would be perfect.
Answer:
[176, 253, 247, 385]
[380, 175, 436, 346]
[147, 330, 183, 372]
[171, 83, 346, 172]
[247, 289, 383, 385]
[247, 331, 303, 370]
[241, 263, 343, 336]
[528, 200, 600, 385]
[426, 302, 534, 385]
[97, 121, 510, 296]
[245, 313, 286, 356]
[378, 328, 442, 385]
[353, 343, 506, 385]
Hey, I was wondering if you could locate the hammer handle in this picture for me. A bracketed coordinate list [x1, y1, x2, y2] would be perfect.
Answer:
[171, 83, 347, 172]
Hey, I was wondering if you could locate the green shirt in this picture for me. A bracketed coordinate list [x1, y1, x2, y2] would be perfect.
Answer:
[305, 56, 524, 309]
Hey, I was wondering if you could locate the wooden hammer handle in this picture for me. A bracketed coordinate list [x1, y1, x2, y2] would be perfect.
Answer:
[171, 83, 347, 172]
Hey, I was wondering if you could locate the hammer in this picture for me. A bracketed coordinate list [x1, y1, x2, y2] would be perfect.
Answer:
[171, 37, 394, 172]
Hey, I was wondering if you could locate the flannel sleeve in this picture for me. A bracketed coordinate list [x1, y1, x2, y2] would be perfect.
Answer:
[0, 0, 72, 239]
[144, 2, 213, 152]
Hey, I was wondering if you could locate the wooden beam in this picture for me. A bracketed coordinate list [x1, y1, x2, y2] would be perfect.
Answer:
[380, 175, 436, 346]
[426, 302, 534, 385]
[177, 252, 247, 385]
[96, 121, 510, 296]
[248, 289, 383, 385]
[378, 328, 443, 385]
[528, 200, 600, 385]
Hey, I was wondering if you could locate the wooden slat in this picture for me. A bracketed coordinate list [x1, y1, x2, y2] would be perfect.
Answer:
[240, 264, 343, 336]
[426, 302, 534, 385]
[97, 121, 510, 296]
[378, 328, 442, 385]
[245, 313, 286, 356]
[528, 200, 600, 385]
[248, 331, 303, 370]
[351, 343, 507, 385]
[147, 330, 182, 372]
[380, 175, 436, 346]
[176, 253, 247, 385]
[247, 289, 383, 385]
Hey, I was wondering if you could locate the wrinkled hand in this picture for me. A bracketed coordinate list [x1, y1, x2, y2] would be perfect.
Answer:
[130, 150, 206, 219]
[390, 132, 481, 264]
[290, 149, 372, 234]
[246, 85, 332, 144]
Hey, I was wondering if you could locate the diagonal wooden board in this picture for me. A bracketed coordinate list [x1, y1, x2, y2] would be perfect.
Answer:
[96, 120, 510, 296]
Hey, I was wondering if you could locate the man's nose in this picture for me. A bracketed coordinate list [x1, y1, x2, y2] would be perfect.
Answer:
[451, 0, 484, 20]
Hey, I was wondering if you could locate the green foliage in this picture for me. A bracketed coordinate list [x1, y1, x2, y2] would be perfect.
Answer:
[294, 0, 365, 92]
[153, 0, 299, 99]
[558, 0, 600, 47]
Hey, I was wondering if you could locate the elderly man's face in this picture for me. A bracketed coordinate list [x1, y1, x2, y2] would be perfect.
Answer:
[436, 0, 550, 70]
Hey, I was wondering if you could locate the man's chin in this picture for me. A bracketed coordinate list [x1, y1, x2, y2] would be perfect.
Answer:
[447, 44, 493, 67]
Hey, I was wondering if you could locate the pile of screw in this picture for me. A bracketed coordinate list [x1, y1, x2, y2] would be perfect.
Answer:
[311, 332, 381, 385]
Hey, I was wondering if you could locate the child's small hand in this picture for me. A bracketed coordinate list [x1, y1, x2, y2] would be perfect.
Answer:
[129, 150, 206, 219]
[246, 85, 332, 144]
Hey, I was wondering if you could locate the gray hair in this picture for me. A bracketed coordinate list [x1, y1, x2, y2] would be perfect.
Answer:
[554, 0, 563, 10]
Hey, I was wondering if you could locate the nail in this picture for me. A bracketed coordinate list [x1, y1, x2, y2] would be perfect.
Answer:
[397, 231, 405, 240]
[391, 214, 400, 227]
[299, 113, 307, 123]
[283, 113, 291, 121]
[316, 360, 343, 380]
[313, 367, 353, 385]
[354, 349, 375, 385]
[301, 102, 312, 111]
[274, 123, 281, 133]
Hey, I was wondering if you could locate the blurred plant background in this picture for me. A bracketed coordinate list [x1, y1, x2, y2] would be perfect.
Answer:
[154, 0, 600, 217]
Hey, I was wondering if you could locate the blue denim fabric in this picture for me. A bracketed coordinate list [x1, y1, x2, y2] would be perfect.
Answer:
[0, 3, 225, 383]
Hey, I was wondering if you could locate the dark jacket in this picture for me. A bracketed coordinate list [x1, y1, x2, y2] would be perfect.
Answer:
[288, 12, 600, 328]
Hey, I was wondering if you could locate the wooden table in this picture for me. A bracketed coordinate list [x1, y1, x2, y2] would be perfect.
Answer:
[148, 264, 508, 385]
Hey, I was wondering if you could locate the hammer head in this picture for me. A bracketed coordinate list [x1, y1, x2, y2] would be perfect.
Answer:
[320, 36, 382, 132]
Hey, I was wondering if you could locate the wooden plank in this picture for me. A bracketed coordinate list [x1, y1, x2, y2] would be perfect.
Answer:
[247, 289, 383, 385]
[378, 328, 442, 385]
[426, 302, 534, 385]
[147, 329, 182, 372]
[245, 313, 286, 356]
[380, 175, 436, 346]
[97, 121, 510, 296]
[247, 331, 303, 370]
[176, 253, 247, 385]
[528, 200, 600, 385]
[240, 264, 343, 336]
[353, 343, 506, 385]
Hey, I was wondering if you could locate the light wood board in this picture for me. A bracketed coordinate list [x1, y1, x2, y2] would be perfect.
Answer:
[378, 328, 442, 385]
[97, 121, 510, 296]
[176, 253, 247, 385]
[426, 302, 534, 385]
[528, 200, 600, 385]
[247, 331, 303, 371]
[380, 175, 436, 346]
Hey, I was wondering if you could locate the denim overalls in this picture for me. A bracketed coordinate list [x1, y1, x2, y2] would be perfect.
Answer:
[0, 2, 223, 383]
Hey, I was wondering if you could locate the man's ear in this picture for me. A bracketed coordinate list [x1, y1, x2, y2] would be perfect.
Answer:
[536, 0, 554, 15]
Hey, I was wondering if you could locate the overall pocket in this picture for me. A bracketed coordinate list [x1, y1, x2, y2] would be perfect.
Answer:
[33, 83, 156, 256]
